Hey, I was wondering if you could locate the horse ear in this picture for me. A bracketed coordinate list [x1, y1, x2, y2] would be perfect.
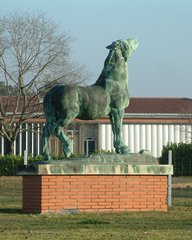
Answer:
[106, 44, 113, 49]
[106, 41, 119, 50]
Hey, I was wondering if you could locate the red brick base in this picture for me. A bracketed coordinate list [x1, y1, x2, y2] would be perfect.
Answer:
[23, 175, 167, 214]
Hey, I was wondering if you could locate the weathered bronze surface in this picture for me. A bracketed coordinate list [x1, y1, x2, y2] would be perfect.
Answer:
[42, 39, 138, 161]
[17, 153, 173, 175]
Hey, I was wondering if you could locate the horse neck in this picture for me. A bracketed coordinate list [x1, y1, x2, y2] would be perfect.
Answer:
[95, 60, 129, 88]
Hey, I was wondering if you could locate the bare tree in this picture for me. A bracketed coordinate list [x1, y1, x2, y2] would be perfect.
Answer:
[174, 102, 192, 143]
[0, 11, 91, 154]
[180, 109, 192, 142]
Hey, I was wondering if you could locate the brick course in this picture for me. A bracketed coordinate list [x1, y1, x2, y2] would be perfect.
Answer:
[22, 175, 167, 214]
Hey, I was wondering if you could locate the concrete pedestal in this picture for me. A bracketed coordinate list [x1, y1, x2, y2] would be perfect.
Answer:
[18, 154, 173, 214]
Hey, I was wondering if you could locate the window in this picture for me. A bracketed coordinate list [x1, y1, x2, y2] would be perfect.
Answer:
[84, 140, 96, 155]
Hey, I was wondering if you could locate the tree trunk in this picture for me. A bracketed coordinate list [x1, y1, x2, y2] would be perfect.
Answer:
[4, 138, 14, 155]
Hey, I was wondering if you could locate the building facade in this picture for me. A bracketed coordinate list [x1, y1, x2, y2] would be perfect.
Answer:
[0, 98, 192, 158]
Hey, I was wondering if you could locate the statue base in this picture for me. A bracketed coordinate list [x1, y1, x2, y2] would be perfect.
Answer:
[18, 153, 173, 214]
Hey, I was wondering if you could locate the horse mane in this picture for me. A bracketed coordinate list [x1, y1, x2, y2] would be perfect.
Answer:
[94, 40, 129, 86]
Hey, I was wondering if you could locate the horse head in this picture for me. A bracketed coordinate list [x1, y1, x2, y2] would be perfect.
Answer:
[106, 39, 138, 62]
[95, 38, 138, 86]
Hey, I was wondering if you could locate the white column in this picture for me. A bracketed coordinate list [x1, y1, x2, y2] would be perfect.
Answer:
[180, 125, 185, 143]
[140, 124, 146, 150]
[1, 127, 4, 156]
[14, 123, 16, 154]
[106, 124, 112, 151]
[31, 123, 34, 157]
[189, 125, 192, 143]
[100, 124, 106, 150]
[37, 123, 40, 155]
[19, 126, 22, 156]
[174, 124, 180, 144]
[151, 124, 157, 157]
[111, 125, 114, 151]
[186, 125, 191, 143]
[128, 124, 134, 153]
[134, 124, 140, 153]
[122, 124, 128, 146]
[146, 124, 151, 152]
[26, 123, 28, 156]
[163, 124, 169, 146]
[168, 125, 174, 143]
[157, 124, 163, 157]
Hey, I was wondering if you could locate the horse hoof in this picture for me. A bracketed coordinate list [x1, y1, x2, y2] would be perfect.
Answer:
[43, 154, 53, 161]
[116, 145, 131, 154]
[64, 148, 72, 158]
[63, 144, 72, 158]
[122, 146, 131, 154]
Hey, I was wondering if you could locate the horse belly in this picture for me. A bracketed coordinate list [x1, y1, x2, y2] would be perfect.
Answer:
[77, 87, 110, 120]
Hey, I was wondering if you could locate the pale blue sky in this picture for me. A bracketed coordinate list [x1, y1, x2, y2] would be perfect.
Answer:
[1, 0, 192, 98]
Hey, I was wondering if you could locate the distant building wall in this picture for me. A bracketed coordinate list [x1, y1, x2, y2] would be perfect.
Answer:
[0, 119, 191, 158]
[100, 122, 192, 158]
[0, 122, 45, 156]
[0, 121, 98, 157]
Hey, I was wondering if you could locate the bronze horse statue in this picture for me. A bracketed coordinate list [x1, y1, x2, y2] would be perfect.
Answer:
[42, 39, 138, 160]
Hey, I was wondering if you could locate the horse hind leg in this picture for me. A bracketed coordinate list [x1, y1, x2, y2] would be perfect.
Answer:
[52, 119, 74, 158]
[42, 122, 53, 161]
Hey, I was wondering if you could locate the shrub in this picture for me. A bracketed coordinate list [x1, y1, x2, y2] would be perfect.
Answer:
[0, 154, 46, 176]
[159, 142, 192, 176]
[0, 154, 24, 176]
[0, 149, 114, 176]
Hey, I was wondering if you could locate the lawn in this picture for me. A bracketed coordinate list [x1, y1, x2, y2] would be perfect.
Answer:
[172, 176, 192, 207]
[0, 177, 192, 240]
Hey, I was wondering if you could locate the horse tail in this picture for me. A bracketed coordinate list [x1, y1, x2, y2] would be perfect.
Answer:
[43, 90, 56, 136]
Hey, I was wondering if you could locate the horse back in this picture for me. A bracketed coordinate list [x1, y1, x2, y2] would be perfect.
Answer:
[44, 84, 111, 121]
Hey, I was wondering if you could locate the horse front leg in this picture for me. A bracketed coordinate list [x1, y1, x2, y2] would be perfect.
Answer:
[109, 108, 131, 154]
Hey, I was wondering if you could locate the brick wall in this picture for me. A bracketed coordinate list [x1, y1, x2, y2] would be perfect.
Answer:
[23, 175, 167, 214]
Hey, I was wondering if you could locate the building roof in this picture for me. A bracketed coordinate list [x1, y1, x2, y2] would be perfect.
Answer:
[1, 96, 192, 115]
[125, 98, 192, 114]
[0, 96, 43, 113]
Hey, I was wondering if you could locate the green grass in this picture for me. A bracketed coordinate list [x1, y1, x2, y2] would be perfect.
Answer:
[172, 176, 192, 184]
[172, 176, 192, 207]
[0, 177, 192, 240]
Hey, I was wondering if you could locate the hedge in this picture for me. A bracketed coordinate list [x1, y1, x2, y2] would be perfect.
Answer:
[1, 145, 192, 176]
[0, 149, 113, 176]
[159, 142, 192, 176]
[0, 154, 42, 176]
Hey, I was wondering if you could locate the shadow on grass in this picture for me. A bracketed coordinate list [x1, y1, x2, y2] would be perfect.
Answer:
[172, 187, 192, 198]
[78, 219, 110, 225]
[0, 208, 23, 214]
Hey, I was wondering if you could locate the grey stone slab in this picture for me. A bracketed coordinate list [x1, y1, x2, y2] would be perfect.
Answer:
[17, 153, 173, 175]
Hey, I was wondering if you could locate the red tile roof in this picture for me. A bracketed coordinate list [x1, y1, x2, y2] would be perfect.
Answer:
[125, 98, 192, 114]
[1, 96, 192, 115]
[0, 96, 43, 113]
